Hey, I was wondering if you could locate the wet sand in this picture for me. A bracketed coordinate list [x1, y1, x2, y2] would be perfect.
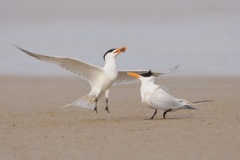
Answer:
[0, 76, 239, 160]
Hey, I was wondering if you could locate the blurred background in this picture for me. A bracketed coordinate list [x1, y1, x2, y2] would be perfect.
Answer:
[1, 0, 240, 76]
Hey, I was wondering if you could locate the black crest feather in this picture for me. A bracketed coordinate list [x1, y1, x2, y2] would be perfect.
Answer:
[103, 48, 116, 60]
[140, 70, 154, 77]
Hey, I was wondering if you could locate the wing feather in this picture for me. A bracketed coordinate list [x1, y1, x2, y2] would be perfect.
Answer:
[145, 95, 181, 110]
[16, 46, 102, 86]
[113, 65, 180, 85]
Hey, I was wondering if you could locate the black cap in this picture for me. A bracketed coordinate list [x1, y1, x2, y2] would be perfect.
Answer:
[103, 48, 116, 60]
[140, 70, 154, 77]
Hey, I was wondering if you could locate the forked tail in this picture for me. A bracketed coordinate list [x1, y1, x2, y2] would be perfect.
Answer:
[192, 100, 213, 104]
[180, 105, 197, 110]
[61, 94, 97, 110]
[179, 99, 212, 110]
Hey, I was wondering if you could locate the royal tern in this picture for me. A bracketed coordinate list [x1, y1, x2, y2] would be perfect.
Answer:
[16, 46, 128, 113]
[128, 70, 211, 119]
[16, 45, 179, 113]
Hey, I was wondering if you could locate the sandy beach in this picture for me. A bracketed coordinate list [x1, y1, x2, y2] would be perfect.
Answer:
[0, 76, 239, 160]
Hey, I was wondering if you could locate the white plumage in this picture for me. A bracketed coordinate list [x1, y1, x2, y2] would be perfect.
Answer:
[16, 45, 179, 113]
[127, 70, 211, 119]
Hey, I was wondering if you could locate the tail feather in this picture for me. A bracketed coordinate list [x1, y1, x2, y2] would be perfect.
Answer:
[192, 100, 213, 104]
[61, 95, 97, 110]
[182, 105, 197, 110]
[179, 99, 212, 110]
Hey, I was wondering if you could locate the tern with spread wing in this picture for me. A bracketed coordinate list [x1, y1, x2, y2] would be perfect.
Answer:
[16, 45, 178, 113]
[128, 70, 212, 119]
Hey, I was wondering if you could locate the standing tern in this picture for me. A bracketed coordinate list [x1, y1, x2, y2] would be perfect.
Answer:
[16, 45, 179, 113]
[127, 70, 212, 119]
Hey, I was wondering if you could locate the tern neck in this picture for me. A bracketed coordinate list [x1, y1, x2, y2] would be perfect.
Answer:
[141, 77, 155, 86]
[103, 58, 117, 73]
[140, 77, 155, 90]
[140, 78, 156, 100]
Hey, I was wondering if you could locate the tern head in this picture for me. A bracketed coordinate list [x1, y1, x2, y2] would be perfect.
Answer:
[127, 70, 155, 84]
[103, 46, 127, 61]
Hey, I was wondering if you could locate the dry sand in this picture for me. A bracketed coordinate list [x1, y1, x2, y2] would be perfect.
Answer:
[0, 76, 239, 160]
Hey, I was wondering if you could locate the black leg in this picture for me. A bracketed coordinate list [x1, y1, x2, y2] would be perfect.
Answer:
[163, 109, 172, 119]
[94, 99, 98, 113]
[105, 98, 110, 113]
[150, 109, 158, 119]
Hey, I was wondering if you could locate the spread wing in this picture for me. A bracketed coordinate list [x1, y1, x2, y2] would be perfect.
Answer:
[16, 45, 102, 87]
[113, 65, 180, 85]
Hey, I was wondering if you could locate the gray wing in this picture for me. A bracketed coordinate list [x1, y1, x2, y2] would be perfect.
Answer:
[114, 70, 147, 85]
[158, 85, 170, 93]
[146, 95, 181, 110]
[113, 65, 180, 85]
[16, 45, 102, 87]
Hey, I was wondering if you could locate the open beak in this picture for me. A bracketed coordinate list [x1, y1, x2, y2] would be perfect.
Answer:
[127, 72, 140, 79]
[114, 46, 128, 54]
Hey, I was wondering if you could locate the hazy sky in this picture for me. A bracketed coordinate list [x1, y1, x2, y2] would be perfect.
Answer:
[1, 0, 240, 75]
[1, 0, 240, 23]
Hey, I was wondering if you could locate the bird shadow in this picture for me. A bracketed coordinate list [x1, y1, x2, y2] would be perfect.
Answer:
[73, 115, 195, 123]
[54, 109, 195, 123]
[145, 115, 195, 121]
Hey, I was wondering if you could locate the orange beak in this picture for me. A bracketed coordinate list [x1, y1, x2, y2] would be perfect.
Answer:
[127, 72, 140, 78]
[114, 46, 128, 54]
